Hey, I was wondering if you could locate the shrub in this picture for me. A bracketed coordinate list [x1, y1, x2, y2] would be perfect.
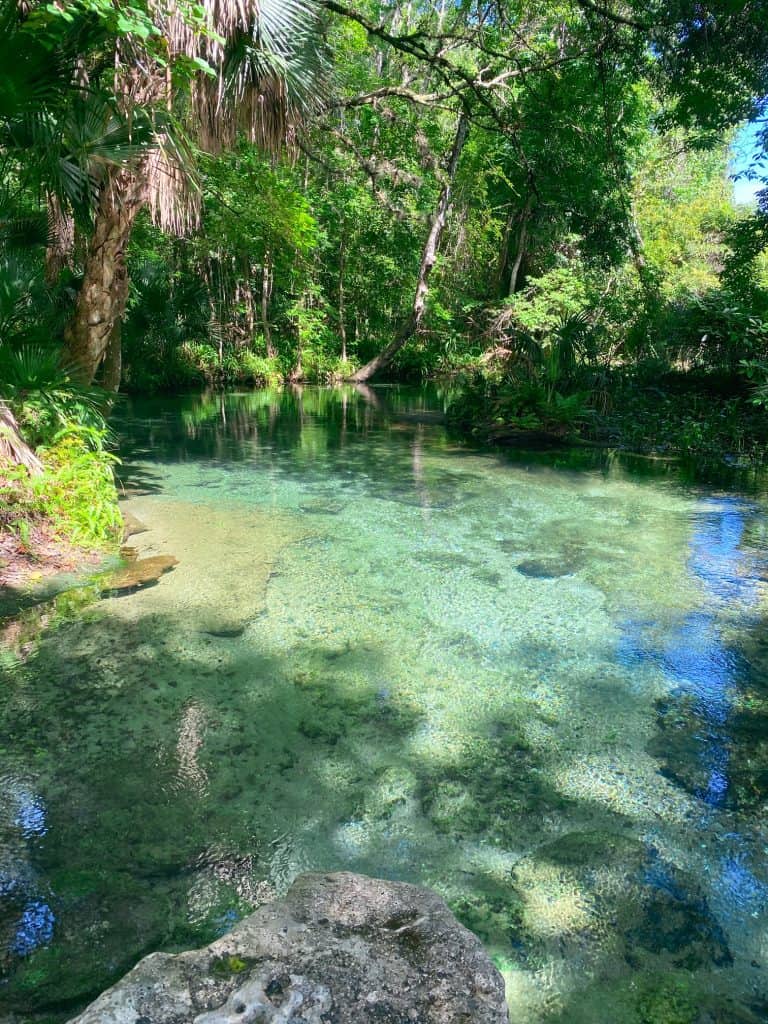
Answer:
[238, 351, 284, 386]
[0, 344, 109, 447]
[0, 427, 121, 547]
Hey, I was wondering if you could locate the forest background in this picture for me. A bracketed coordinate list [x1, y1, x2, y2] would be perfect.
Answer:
[1, 0, 768, 559]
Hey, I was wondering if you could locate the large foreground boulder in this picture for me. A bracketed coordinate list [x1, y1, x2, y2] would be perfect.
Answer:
[67, 872, 509, 1024]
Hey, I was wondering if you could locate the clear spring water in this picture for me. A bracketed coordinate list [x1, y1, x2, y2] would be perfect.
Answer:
[2, 385, 768, 1023]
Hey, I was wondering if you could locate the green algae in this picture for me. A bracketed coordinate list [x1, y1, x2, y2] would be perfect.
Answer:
[3, 387, 768, 1022]
[210, 955, 250, 978]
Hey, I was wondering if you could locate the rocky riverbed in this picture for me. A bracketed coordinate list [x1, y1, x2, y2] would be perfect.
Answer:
[67, 872, 509, 1024]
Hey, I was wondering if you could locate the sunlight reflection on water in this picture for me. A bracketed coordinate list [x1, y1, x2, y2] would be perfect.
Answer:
[3, 387, 768, 1022]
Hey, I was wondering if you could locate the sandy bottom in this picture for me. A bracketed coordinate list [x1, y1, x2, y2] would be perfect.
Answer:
[2, 387, 768, 1024]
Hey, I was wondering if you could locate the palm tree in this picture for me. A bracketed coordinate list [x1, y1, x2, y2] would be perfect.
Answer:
[41, 0, 325, 386]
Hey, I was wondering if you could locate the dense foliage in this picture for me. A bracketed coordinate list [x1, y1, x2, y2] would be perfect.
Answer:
[1, 0, 768, 559]
[114, 3, 768, 403]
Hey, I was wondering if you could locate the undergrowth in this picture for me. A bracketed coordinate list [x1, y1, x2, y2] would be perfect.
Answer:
[0, 346, 122, 556]
[1, 428, 121, 549]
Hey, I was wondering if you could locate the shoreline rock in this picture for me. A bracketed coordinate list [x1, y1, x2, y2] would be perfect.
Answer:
[101, 553, 179, 595]
[67, 871, 509, 1024]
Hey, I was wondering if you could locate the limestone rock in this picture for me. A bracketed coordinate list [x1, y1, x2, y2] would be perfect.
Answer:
[67, 871, 509, 1024]
[121, 511, 148, 540]
[102, 554, 178, 594]
[515, 559, 575, 579]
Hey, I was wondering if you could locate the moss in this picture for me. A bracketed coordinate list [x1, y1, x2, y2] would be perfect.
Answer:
[537, 830, 643, 868]
[298, 713, 345, 744]
[449, 885, 527, 951]
[5, 944, 120, 1010]
[46, 868, 107, 900]
[420, 724, 544, 843]
[637, 975, 699, 1024]
[210, 955, 251, 978]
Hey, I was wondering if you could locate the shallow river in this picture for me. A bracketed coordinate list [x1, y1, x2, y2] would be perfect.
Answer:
[2, 386, 768, 1023]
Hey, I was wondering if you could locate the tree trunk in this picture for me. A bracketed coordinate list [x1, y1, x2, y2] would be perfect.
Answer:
[64, 169, 144, 385]
[351, 111, 469, 383]
[100, 326, 123, 392]
[0, 403, 43, 476]
[244, 275, 255, 339]
[338, 229, 347, 361]
[629, 203, 656, 296]
[508, 192, 532, 296]
[289, 346, 303, 382]
[97, 232, 133, 393]
[494, 206, 516, 297]
[262, 253, 275, 358]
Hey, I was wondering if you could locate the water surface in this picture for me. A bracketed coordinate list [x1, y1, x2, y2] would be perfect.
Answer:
[2, 386, 768, 1023]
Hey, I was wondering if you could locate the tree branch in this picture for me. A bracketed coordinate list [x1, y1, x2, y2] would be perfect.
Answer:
[574, 0, 653, 32]
[330, 85, 451, 109]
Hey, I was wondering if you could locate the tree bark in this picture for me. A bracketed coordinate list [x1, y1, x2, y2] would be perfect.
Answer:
[63, 169, 145, 385]
[508, 192, 532, 296]
[243, 276, 255, 340]
[350, 111, 469, 383]
[494, 206, 516, 296]
[100, 327, 123, 392]
[0, 403, 43, 476]
[338, 228, 347, 361]
[261, 253, 275, 358]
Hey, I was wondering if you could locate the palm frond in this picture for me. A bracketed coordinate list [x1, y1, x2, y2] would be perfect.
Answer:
[184, 0, 326, 154]
[144, 119, 201, 236]
[0, 213, 48, 250]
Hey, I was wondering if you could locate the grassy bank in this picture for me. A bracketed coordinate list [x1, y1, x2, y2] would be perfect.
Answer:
[0, 429, 121, 589]
[0, 353, 122, 589]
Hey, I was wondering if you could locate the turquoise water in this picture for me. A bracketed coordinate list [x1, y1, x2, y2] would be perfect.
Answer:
[2, 386, 768, 1022]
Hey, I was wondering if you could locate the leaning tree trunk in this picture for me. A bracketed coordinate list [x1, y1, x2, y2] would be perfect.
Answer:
[508, 192, 533, 296]
[64, 169, 145, 386]
[350, 111, 469, 383]
[0, 403, 43, 476]
[262, 253, 276, 358]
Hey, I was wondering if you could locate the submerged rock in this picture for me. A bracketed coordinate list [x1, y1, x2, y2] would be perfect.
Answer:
[512, 831, 731, 971]
[649, 694, 768, 812]
[121, 511, 148, 540]
[102, 554, 178, 595]
[516, 559, 575, 579]
[67, 871, 509, 1024]
[298, 500, 344, 515]
[197, 613, 248, 638]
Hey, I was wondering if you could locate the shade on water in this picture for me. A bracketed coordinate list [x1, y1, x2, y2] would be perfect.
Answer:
[2, 385, 768, 1023]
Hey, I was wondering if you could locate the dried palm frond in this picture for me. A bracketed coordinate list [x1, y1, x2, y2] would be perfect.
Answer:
[45, 194, 75, 282]
[159, 0, 325, 155]
[140, 0, 325, 232]
[145, 129, 201, 236]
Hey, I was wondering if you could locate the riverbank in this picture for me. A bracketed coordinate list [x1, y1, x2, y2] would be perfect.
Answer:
[0, 431, 122, 594]
[444, 368, 768, 462]
[0, 520, 104, 591]
[3, 374, 767, 594]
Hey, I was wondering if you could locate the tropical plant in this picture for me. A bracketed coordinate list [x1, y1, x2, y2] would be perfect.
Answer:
[93, 0, 323, 386]
[0, 344, 109, 447]
[0, 0, 326, 388]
